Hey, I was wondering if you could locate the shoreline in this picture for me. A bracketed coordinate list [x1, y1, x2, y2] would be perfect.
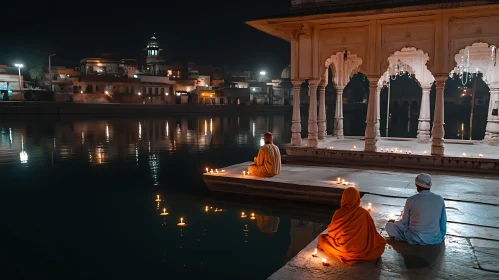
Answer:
[0, 102, 292, 115]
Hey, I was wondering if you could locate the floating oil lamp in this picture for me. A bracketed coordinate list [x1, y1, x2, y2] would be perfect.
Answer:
[215, 169, 218, 173]
[479, 154, 483, 158]
[367, 203, 372, 211]
[221, 170, 225, 173]
[205, 206, 209, 212]
[206, 167, 209, 173]
[250, 213, 255, 220]
[155, 195, 162, 202]
[210, 169, 214, 174]
[177, 217, 186, 226]
[241, 212, 247, 218]
[312, 248, 318, 257]
[214, 208, 223, 212]
[160, 208, 169, 216]
[242, 171, 246, 177]
[322, 258, 329, 266]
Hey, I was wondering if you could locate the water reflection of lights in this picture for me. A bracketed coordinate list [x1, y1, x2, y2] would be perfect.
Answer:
[135, 144, 139, 165]
[252, 121, 255, 137]
[106, 125, 109, 142]
[20, 151, 28, 163]
[81, 132, 84, 145]
[9, 128, 12, 144]
[149, 153, 160, 186]
[166, 121, 169, 137]
[53, 136, 56, 148]
[204, 120, 207, 136]
[210, 118, 213, 133]
[20, 135, 28, 163]
[138, 122, 142, 140]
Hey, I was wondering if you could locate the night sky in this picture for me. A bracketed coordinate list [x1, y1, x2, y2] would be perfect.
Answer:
[1, 0, 291, 75]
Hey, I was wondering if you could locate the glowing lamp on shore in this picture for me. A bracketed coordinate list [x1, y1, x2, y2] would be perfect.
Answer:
[462, 153, 467, 157]
[241, 212, 247, 218]
[380, 148, 384, 152]
[337, 177, 341, 183]
[221, 170, 225, 173]
[424, 151, 427, 155]
[215, 169, 219, 173]
[342, 179, 346, 185]
[210, 169, 214, 174]
[155, 195, 161, 202]
[479, 154, 484, 158]
[367, 203, 372, 211]
[177, 217, 186, 226]
[322, 258, 329, 266]
[105, 91, 109, 95]
[160, 208, 169, 216]
[312, 248, 318, 257]
[206, 167, 209, 173]
[243, 171, 246, 177]
[353, 145, 357, 150]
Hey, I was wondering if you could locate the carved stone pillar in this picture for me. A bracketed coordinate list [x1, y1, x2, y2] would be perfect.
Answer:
[318, 83, 327, 140]
[431, 77, 446, 156]
[365, 80, 379, 152]
[291, 81, 302, 146]
[308, 81, 319, 147]
[417, 87, 432, 143]
[376, 87, 381, 139]
[334, 87, 344, 139]
[484, 88, 499, 146]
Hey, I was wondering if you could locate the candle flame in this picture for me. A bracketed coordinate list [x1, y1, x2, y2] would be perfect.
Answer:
[163, 208, 166, 213]
[313, 248, 317, 255]
[206, 167, 209, 173]
[322, 258, 327, 263]
[180, 217, 183, 223]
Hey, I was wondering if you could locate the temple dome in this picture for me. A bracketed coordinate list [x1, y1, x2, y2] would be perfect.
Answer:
[147, 35, 159, 49]
[281, 65, 291, 79]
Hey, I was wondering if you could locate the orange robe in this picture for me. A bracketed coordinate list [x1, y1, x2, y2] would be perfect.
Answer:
[248, 143, 281, 177]
[317, 187, 386, 265]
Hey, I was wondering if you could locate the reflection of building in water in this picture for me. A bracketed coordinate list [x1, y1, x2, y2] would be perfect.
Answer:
[256, 214, 280, 234]
[148, 153, 160, 186]
[286, 220, 325, 261]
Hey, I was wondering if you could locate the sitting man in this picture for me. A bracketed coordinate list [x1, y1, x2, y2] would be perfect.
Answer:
[317, 187, 386, 265]
[247, 132, 281, 177]
[385, 173, 447, 245]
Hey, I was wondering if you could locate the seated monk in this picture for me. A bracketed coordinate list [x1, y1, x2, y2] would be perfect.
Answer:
[385, 173, 447, 245]
[317, 187, 386, 265]
[247, 132, 281, 177]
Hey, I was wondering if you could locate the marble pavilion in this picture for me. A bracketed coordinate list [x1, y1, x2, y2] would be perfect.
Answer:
[247, 0, 499, 155]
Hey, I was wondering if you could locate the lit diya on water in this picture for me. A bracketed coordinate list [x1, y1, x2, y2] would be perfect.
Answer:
[250, 213, 255, 220]
[241, 212, 247, 218]
[205, 206, 209, 212]
[177, 217, 186, 226]
[155, 195, 162, 202]
[160, 208, 169, 216]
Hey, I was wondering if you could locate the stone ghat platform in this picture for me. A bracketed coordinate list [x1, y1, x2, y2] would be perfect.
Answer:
[203, 162, 499, 279]
[284, 137, 499, 174]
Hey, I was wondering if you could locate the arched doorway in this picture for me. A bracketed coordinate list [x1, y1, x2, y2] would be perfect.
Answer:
[448, 43, 498, 142]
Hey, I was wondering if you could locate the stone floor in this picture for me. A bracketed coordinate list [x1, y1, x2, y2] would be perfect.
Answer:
[205, 162, 499, 279]
[302, 136, 499, 159]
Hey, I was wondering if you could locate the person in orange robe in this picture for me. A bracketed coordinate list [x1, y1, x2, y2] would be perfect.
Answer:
[317, 187, 386, 265]
[247, 132, 281, 177]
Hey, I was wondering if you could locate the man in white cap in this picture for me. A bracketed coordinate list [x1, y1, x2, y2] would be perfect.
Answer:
[385, 173, 447, 245]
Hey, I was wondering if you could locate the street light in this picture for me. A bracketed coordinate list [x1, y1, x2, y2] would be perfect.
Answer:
[14, 64, 23, 92]
[259, 71, 266, 82]
[48, 54, 56, 91]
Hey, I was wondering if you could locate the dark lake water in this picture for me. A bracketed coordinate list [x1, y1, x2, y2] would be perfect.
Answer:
[0, 105, 487, 279]
[0, 114, 328, 280]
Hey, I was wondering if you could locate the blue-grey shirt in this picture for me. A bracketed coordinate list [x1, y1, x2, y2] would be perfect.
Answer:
[398, 190, 447, 245]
